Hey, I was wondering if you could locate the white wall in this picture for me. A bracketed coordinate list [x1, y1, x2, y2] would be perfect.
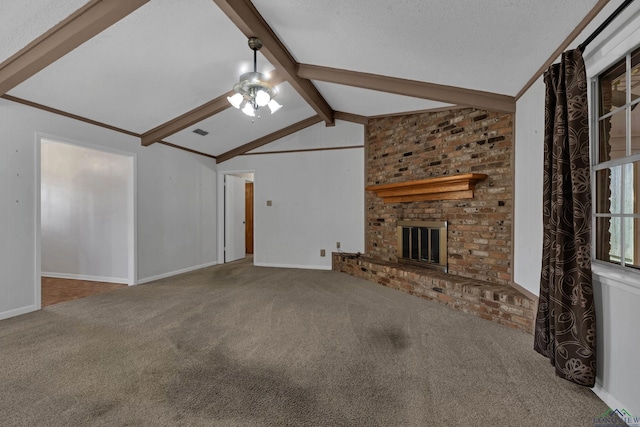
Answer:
[41, 140, 130, 283]
[136, 142, 217, 282]
[592, 271, 640, 414]
[0, 98, 217, 320]
[217, 121, 365, 270]
[514, 76, 545, 296]
[513, 3, 640, 414]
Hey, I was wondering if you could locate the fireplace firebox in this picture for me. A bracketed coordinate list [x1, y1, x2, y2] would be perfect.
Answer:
[397, 220, 448, 272]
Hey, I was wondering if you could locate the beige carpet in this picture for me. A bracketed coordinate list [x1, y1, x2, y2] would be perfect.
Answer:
[0, 258, 608, 426]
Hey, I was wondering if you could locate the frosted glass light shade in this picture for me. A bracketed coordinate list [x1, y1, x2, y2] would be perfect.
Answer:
[255, 90, 270, 107]
[227, 93, 243, 109]
[242, 103, 255, 117]
[268, 99, 282, 114]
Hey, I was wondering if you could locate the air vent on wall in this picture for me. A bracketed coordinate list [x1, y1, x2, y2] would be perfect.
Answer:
[193, 128, 209, 136]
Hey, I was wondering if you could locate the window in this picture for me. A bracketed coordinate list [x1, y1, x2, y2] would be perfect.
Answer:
[593, 46, 640, 272]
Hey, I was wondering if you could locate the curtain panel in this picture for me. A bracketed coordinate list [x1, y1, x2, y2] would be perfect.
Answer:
[534, 49, 597, 387]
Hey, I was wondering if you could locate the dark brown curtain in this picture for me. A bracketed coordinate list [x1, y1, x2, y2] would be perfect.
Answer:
[534, 49, 597, 387]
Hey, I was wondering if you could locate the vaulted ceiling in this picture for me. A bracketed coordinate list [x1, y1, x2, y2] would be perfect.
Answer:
[0, 0, 630, 162]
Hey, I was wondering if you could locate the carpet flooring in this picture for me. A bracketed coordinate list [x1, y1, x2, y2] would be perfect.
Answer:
[0, 258, 608, 426]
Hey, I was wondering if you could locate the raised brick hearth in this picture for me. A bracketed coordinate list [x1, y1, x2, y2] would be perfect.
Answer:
[366, 108, 513, 285]
[333, 253, 535, 333]
[333, 107, 538, 333]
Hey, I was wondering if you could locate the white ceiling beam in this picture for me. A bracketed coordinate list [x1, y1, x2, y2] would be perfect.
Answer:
[0, 0, 149, 95]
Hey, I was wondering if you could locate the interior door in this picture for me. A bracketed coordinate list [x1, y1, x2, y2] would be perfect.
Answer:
[224, 175, 246, 263]
[245, 182, 254, 254]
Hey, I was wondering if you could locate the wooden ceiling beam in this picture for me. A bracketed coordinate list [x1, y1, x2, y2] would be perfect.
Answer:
[367, 105, 468, 120]
[1, 95, 217, 160]
[212, 0, 335, 125]
[298, 64, 516, 114]
[158, 141, 217, 159]
[141, 71, 285, 146]
[334, 111, 369, 125]
[216, 115, 322, 163]
[0, 0, 149, 95]
[142, 91, 233, 147]
[515, 0, 611, 100]
[1, 94, 140, 137]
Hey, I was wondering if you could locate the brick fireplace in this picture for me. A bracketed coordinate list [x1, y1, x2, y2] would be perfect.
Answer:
[366, 108, 513, 285]
[333, 107, 535, 333]
[397, 220, 448, 271]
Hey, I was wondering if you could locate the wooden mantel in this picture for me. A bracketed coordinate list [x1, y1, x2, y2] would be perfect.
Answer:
[366, 173, 488, 203]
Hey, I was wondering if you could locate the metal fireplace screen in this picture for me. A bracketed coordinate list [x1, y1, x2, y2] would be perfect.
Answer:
[397, 220, 447, 272]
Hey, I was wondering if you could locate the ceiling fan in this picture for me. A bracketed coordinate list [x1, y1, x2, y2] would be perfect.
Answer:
[227, 37, 282, 118]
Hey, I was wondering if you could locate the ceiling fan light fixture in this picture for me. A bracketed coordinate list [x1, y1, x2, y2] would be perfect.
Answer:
[227, 93, 244, 109]
[227, 37, 281, 119]
[242, 102, 256, 117]
[255, 89, 270, 107]
[268, 99, 282, 114]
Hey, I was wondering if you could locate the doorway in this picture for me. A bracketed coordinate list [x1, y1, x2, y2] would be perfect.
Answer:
[37, 134, 137, 308]
[219, 171, 254, 264]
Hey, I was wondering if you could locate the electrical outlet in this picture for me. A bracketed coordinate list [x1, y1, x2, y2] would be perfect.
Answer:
[320, 249, 326, 257]
[336, 242, 341, 249]
[267, 200, 272, 206]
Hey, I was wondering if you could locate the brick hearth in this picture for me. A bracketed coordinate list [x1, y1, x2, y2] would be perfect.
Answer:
[340, 107, 537, 332]
[366, 108, 513, 285]
[333, 253, 535, 334]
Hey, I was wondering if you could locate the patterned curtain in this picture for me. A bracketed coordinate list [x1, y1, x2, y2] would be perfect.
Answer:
[534, 49, 596, 387]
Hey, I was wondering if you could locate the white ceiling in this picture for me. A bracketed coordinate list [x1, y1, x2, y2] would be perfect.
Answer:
[1, 0, 637, 159]
[0, 0, 87, 63]
[314, 82, 452, 117]
[8, 0, 259, 133]
[251, 0, 599, 94]
[166, 82, 316, 157]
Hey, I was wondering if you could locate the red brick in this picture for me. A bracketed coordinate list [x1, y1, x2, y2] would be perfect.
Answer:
[366, 109, 513, 284]
[333, 254, 534, 334]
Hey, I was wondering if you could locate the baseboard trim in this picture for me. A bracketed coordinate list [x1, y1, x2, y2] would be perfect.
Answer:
[592, 382, 627, 412]
[0, 304, 39, 321]
[41, 272, 128, 285]
[254, 262, 331, 271]
[137, 261, 218, 284]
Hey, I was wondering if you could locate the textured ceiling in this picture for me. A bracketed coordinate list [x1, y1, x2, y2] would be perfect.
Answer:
[251, 0, 599, 95]
[0, 0, 88, 63]
[314, 82, 452, 117]
[8, 0, 260, 133]
[1, 0, 634, 159]
[166, 82, 316, 157]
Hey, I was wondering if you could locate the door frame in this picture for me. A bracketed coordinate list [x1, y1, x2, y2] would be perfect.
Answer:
[36, 132, 138, 311]
[217, 170, 255, 265]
